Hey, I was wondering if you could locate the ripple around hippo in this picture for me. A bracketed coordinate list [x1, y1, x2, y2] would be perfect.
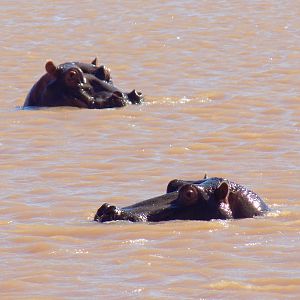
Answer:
[24, 58, 144, 109]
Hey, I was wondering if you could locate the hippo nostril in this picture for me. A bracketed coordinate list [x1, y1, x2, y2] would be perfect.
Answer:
[94, 203, 110, 220]
[135, 90, 143, 99]
[94, 203, 119, 222]
[127, 89, 143, 104]
[105, 205, 117, 214]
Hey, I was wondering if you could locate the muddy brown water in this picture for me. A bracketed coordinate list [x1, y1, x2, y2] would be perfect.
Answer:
[1, 1, 300, 299]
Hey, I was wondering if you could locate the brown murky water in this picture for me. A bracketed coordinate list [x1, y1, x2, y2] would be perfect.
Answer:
[1, 1, 300, 299]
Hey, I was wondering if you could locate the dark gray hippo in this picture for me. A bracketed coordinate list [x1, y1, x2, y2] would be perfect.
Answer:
[94, 176, 269, 222]
[24, 58, 143, 109]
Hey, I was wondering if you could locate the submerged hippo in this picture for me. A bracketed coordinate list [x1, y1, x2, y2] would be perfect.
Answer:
[24, 58, 143, 109]
[94, 176, 269, 222]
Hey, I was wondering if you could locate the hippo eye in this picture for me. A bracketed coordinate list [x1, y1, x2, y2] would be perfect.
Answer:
[177, 184, 199, 206]
[65, 68, 82, 86]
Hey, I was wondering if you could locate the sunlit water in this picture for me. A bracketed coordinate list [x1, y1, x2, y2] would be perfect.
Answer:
[1, 1, 300, 299]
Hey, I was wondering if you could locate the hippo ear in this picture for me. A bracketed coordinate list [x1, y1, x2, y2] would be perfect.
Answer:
[216, 182, 233, 218]
[45, 61, 57, 76]
[91, 57, 98, 66]
[215, 181, 229, 203]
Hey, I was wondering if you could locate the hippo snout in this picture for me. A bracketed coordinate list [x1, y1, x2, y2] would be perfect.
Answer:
[127, 89, 143, 104]
[94, 203, 118, 222]
[94, 203, 143, 222]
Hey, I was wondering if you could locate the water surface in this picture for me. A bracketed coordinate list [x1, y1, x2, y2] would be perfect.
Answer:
[1, 1, 300, 299]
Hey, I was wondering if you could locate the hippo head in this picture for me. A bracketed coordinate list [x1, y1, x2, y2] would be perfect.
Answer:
[94, 178, 237, 222]
[24, 58, 143, 109]
[94, 177, 269, 223]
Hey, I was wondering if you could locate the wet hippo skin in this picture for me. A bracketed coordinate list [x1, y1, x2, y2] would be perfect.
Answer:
[94, 176, 269, 222]
[24, 58, 143, 109]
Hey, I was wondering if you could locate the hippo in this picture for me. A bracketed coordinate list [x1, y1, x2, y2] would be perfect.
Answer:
[94, 176, 269, 222]
[24, 58, 143, 109]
